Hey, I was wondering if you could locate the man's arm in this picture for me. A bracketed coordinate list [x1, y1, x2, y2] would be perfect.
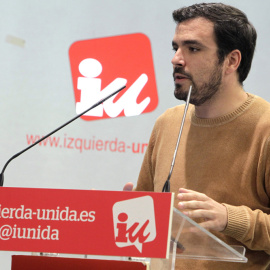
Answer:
[177, 188, 228, 231]
[177, 188, 270, 254]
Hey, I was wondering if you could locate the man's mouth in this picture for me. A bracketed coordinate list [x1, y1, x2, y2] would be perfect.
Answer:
[174, 74, 189, 82]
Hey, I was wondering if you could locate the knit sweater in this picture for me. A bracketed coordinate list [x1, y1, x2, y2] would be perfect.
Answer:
[136, 93, 270, 269]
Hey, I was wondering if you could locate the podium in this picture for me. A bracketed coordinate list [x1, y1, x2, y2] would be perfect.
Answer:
[11, 207, 247, 270]
[0, 187, 247, 269]
[150, 208, 247, 269]
[11, 255, 149, 270]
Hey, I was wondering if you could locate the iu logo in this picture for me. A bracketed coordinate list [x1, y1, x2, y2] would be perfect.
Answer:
[112, 196, 156, 252]
[69, 33, 158, 121]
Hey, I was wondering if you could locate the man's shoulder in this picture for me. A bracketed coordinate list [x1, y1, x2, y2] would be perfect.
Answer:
[253, 94, 270, 106]
[157, 104, 188, 121]
[150, 104, 193, 134]
[250, 94, 270, 115]
[246, 94, 270, 134]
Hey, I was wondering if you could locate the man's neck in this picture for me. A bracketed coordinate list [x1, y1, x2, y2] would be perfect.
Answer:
[194, 84, 247, 119]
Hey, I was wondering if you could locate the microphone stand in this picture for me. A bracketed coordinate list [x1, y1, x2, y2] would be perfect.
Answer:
[162, 85, 192, 192]
[0, 85, 126, 186]
[162, 85, 192, 255]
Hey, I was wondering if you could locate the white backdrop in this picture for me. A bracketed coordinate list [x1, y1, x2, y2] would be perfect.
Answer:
[0, 0, 269, 268]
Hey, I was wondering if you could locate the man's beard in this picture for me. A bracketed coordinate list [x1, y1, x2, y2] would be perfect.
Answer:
[173, 64, 223, 106]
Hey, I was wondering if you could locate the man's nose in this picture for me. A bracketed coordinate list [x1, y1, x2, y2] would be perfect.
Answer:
[171, 49, 185, 67]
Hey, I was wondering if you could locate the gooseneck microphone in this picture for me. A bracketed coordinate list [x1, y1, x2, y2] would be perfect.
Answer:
[0, 85, 126, 187]
[162, 85, 192, 192]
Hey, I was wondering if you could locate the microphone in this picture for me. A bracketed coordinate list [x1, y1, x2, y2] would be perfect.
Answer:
[0, 85, 126, 186]
[162, 85, 192, 192]
[163, 85, 192, 256]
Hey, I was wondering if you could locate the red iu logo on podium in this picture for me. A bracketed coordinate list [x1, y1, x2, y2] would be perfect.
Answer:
[69, 33, 158, 121]
[112, 196, 156, 252]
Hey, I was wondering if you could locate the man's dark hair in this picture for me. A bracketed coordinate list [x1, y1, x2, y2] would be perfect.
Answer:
[173, 3, 257, 83]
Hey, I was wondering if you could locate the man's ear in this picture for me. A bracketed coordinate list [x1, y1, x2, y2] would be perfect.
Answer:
[224, 49, 241, 75]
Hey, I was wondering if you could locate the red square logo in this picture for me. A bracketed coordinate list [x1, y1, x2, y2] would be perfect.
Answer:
[69, 33, 158, 121]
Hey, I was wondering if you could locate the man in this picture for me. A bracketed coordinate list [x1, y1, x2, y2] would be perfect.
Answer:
[126, 3, 270, 269]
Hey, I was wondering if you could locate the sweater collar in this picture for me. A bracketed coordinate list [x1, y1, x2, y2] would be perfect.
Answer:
[190, 93, 256, 127]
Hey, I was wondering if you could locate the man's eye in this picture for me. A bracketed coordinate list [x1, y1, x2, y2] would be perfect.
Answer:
[172, 47, 178, 52]
[189, 47, 199, 52]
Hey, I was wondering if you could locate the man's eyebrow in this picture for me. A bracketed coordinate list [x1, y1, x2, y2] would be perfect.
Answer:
[172, 41, 178, 47]
[172, 40, 207, 48]
[183, 40, 205, 47]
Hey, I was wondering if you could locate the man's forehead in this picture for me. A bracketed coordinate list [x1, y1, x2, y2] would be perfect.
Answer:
[175, 17, 214, 30]
[173, 17, 216, 46]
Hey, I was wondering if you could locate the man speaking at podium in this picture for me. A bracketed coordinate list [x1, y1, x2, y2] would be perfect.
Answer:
[126, 3, 270, 269]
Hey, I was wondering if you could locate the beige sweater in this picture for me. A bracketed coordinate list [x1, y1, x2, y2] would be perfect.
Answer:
[136, 94, 270, 269]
